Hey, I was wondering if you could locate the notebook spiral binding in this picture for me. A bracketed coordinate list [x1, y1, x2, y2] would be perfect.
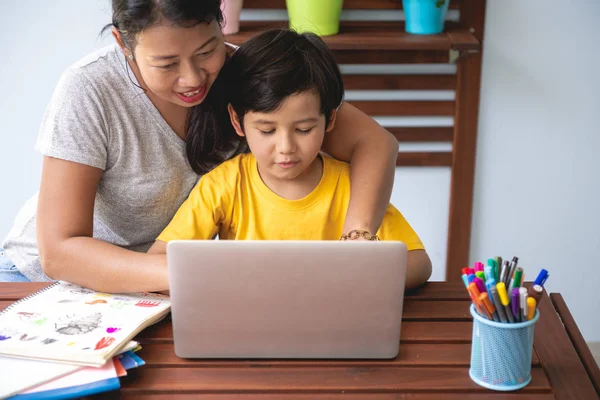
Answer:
[0, 281, 60, 317]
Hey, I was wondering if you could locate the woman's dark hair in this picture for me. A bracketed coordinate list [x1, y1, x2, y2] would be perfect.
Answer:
[185, 28, 345, 175]
[101, 0, 223, 50]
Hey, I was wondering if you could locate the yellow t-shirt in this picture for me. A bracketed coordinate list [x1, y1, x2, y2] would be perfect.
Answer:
[157, 153, 424, 250]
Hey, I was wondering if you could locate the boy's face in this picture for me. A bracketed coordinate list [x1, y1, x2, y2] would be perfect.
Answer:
[229, 91, 335, 183]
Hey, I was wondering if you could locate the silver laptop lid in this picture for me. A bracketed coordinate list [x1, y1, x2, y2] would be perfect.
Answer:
[167, 240, 407, 359]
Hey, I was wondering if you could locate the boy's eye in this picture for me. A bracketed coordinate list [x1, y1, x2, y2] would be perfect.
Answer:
[297, 127, 314, 134]
[259, 129, 275, 135]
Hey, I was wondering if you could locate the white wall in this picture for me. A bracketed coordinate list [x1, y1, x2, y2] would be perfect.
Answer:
[0, 0, 112, 236]
[471, 0, 600, 341]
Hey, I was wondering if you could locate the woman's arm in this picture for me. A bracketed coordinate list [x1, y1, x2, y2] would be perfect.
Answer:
[321, 102, 398, 234]
[37, 156, 169, 293]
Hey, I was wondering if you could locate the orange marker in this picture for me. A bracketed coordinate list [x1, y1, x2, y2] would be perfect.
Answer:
[478, 292, 496, 321]
[468, 282, 484, 316]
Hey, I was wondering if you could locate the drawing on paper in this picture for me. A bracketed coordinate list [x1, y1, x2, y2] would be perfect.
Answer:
[106, 327, 121, 333]
[57, 283, 95, 296]
[55, 312, 102, 335]
[135, 300, 161, 307]
[41, 338, 58, 345]
[85, 299, 108, 305]
[20, 333, 38, 341]
[94, 336, 115, 350]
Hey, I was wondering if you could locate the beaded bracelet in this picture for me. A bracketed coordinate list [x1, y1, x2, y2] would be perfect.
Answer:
[339, 229, 380, 241]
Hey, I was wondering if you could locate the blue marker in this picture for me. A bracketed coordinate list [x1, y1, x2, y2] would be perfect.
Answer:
[485, 278, 496, 304]
[533, 269, 549, 287]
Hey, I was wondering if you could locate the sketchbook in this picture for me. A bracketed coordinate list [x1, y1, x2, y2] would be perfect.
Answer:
[0, 281, 170, 367]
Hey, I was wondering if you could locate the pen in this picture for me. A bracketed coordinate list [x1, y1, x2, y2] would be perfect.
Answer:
[485, 278, 496, 303]
[519, 287, 528, 321]
[468, 283, 485, 316]
[479, 292, 498, 321]
[484, 265, 494, 282]
[494, 256, 503, 280]
[488, 258, 498, 283]
[475, 271, 486, 282]
[497, 282, 515, 323]
[473, 277, 487, 297]
[461, 274, 469, 288]
[509, 267, 523, 293]
[506, 256, 519, 284]
[467, 274, 476, 284]
[473, 262, 484, 273]
[511, 288, 521, 322]
[490, 285, 508, 323]
[527, 297, 536, 320]
[533, 269, 549, 287]
[499, 260, 510, 284]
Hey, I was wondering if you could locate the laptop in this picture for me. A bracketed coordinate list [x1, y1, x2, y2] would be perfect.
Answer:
[167, 240, 407, 359]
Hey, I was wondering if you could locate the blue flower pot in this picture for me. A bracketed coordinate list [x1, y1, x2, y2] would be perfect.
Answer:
[403, 0, 450, 35]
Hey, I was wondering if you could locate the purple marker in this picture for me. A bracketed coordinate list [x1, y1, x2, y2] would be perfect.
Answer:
[511, 288, 521, 322]
[473, 277, 487, 296]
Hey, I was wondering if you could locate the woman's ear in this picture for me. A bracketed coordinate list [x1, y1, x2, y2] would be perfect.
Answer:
[227, 104, 245, 138]
[325, 109, 338, 133]
[112, 27, 134, 60]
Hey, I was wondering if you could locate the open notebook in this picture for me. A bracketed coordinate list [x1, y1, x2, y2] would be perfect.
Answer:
[0, 281, 170, 367]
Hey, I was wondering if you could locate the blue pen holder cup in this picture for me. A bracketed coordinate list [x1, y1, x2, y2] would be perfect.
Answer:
[469, 304, 539, 391]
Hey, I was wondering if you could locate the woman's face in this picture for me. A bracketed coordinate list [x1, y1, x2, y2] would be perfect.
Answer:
[130, 20, 227, 108]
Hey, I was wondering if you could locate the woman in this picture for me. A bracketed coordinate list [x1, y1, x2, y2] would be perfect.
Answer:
[0, 0, 399, 292]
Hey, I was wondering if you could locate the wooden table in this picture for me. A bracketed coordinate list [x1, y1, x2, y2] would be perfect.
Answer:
[2, 282, 599, 399]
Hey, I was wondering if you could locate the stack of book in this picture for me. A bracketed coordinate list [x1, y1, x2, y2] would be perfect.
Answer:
[0, 281, 171, 399]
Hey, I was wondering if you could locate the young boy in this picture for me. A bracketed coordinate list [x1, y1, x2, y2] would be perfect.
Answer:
[149, 29, 432, 289]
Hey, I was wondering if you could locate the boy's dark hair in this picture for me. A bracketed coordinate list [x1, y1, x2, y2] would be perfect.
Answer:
[185, 28, 345, 175]
[101, 0, 223, 50]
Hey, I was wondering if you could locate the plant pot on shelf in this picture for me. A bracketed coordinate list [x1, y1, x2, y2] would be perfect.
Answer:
[222, 0, 244, 35]
[403, 0, 450, 35]
[286, 0, 344, 37]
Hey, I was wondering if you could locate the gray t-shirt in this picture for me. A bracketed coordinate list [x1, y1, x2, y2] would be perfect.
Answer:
[3, 44, 235, 281]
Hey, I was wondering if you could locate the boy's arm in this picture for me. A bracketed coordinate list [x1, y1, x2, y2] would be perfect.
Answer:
[376, 203, 432, 289]
[406, 249, 433, 290]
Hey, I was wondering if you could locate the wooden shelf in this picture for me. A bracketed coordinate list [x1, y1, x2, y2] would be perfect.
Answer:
[226, 25, 480, 52]
[243, 0, 461, 10]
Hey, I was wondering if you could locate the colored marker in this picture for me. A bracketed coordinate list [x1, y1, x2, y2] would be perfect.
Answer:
[506, 256, 519, 284]
[528, 284, 543, 313]
[484, 265, 494, 282]
[533, 269, 549, 287]
[475, 271, 486, 282]
[494, 256, 503, 279]
[473, 277, 487, 296]
[468, 283, 484, 316]
[499, 260, 510, 284]
[461, 274, 469, 288]
[490, 285, 508, 323]
[485, 278, 496, 298]
[497, 282, 515, 323]
[511, 288, 521, 322]
[487, 258, 498, 283]
[509, 267, 524, 293]
[473, 262, 484, 272]
[519, 287, 528, 321]
[527, 297, 537, 320]
[479, 292, 498, 321]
